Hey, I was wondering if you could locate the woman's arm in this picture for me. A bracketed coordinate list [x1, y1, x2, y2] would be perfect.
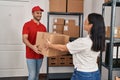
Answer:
[48, 43, 69, 52]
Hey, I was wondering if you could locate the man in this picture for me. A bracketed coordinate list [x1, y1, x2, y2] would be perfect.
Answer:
[22, 6, 46, 80]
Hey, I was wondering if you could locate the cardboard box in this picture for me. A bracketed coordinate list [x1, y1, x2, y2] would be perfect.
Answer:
[67, 0, 83, 13]
[36, 32, 69, 57]
[64, 25, 80, 38]
[115, 77, 120, 80]
[48, 55, 73, 66]
[59, 55, 73, 66]
[49, 0, 67, 12]
[54, 18, 65, 25]
[53, 24, 64, 34]
[104, 0, 110, 2]
[65, 19, 76, 26]
[48, 57, 59, 66]
[106, 26, 120, 38]
[104, 0, 120, 2]
[58, 56, 67, 66]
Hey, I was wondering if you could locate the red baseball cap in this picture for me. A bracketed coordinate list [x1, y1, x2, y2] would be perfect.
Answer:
[32, 6, 44, 13]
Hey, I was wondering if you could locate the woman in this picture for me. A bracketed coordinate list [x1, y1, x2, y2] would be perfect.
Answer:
[46, 13, 105, 80]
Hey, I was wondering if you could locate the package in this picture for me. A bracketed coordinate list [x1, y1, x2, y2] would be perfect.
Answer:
[106, 26, 120, 38]
[48, 57, 59, 66]
[48, 55, 73, 66]
[53, 24, 64, 34]
[49, 0, 67, 12]
[104, 0, 110, 2]
[59, 55, 73, 66]
[65, 19, 76, 26]
[64, 25, 80, 38]
[53, 18, 65, 25]
[36, 32, 69, 57]
[115, 77, 120, 80]
[67, 0, 83, 13]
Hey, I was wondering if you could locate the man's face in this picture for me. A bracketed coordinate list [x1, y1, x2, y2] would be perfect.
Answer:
[32, 11, 42, 21]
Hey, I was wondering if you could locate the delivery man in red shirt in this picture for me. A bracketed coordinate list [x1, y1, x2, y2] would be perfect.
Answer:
[22, 6, 46, 80]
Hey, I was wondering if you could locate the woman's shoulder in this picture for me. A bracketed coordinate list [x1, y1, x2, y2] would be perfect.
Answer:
[76, 35, 91, 42]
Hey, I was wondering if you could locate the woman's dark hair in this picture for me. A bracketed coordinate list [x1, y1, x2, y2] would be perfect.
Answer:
[88, 13, 105, 52]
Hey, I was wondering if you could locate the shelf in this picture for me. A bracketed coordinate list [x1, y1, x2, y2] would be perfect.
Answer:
[48, 12, 83, 15]
[47, 11, 84, 80]
[48, 66, 74, 67]
[47, 12, 84, 37]
[106, 39, 120, 44]
[106, 37, 120, 40]
[101, 0, 120, 80]
[47, 73, 72, 79]
[102, 62, 120, 71]
[105, 38, 120, 47]
[103, 1, 120, 7]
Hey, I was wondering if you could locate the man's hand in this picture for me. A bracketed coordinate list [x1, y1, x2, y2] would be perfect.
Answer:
[22, 34, 41, 54]
[31, 45, 41, 54]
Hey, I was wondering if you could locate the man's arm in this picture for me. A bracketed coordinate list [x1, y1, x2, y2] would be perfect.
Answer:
[22, 34, 40, 54]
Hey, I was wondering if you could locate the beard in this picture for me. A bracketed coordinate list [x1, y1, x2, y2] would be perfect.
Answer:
[33, 16, 41, 22]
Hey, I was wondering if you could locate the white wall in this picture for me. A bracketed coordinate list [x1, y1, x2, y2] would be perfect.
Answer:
[0, 0, 50, 77]
[0, 0, 30, 77]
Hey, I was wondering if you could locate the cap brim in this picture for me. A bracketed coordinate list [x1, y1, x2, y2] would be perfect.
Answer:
[40, 9, 44, 12]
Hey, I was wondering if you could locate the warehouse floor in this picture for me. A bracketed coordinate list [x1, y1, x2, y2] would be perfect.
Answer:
[0, 77, 70, 80]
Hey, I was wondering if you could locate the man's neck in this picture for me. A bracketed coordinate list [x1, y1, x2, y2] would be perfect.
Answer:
[33, 19, 39, 25]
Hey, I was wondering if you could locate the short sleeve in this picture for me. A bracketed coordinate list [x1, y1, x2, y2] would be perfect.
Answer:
[43, 25, 47, 32]
[22, 23, 29, 34]
[66, 38, 88, 54]
[41, 23, 47, 32]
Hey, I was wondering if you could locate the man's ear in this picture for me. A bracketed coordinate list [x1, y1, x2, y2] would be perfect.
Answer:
[32, 12, 34, 16]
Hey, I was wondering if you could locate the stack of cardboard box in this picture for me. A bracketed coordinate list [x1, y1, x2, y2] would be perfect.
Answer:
[49, 55, 73, 66]
[52, 18, 80, 38]
[53, 18, 65, 34]
[49, 0, 84, 13]
[67, 0, 83, 13]
[49, 0, 67, 12]
[63, 19, 80, 38]
[106, 26, 120, 38]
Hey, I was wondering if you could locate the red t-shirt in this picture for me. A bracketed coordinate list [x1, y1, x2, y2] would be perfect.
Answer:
[22, 19, 46, 59]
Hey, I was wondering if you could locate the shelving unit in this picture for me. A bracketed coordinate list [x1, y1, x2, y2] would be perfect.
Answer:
[46, 12, 84, 80]
[100, 1, 120, 80]
[47, 12, 84, 37]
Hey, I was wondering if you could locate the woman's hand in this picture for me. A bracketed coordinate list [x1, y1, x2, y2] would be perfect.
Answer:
[45, 39, 68, 52]
[45, 39, 51, 49]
